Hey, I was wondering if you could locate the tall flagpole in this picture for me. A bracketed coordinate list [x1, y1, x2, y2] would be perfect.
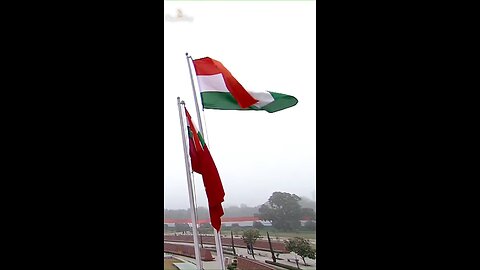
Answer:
[186, 52, 205, 136]
[177, 97, 203, 270]
[186, 53, 226, 270]
[215, 229, 226, 269]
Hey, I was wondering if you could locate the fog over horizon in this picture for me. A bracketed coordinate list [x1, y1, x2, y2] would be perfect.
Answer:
[164, 1, 316, 210]
[164, 192, 317, 210]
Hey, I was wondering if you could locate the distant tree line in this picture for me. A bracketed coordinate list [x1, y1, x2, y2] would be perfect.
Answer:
[164, 204, 261, 219]
[164, 192, 316, 232]
[298, 196, 316, 211]
[164, 198, 315, 219]
[256, 192, 316, 231]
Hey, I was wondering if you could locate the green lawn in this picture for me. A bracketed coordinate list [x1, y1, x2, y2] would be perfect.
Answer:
[222, 228, 316, 242]
[164, 228, 316, 242]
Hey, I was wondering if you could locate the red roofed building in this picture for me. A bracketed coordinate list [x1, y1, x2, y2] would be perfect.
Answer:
[164, 216, 315, 228]
[164, 216, 271, 227]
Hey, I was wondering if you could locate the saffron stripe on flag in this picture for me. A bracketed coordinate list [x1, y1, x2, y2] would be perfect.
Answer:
[193, 57, 258, 108]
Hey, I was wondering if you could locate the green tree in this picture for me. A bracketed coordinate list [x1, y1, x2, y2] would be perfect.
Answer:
[199, 223, 213, 234]
[242, 229, 260, 259]
[303, 220, 316, 231]
[257, 192, 302, 231]
[164, 209, 189, 219]
[195, 207, 210, 219]
[299, 196, 316, 211]
[300, 208, 316, 220]
[174, 223, 191, 232]
[284, 237, 316, 266]
[252, 221, 264, 229]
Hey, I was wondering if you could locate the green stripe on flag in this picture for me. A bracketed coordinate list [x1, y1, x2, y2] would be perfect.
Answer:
[201, 92, 262, 111]
[262, 91, 298, 113]
[198, 131, 206, 148]
[187, 127, 193, 138]
[200, 91, 298, 113]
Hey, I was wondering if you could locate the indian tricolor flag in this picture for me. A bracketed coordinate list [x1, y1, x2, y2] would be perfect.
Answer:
[192, 57, 298, 113]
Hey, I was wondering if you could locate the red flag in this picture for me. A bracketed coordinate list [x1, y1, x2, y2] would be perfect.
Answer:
[185, 108, 225, 231]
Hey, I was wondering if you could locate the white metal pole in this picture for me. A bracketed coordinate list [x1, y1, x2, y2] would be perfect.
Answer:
[213, 229, 221, 263]
[215, 229, 226, 270]
[186, 52, 205, 136]
[177, 97, 203, 270]
[186, 53, 225, 270]
[218, 230, 225, 261]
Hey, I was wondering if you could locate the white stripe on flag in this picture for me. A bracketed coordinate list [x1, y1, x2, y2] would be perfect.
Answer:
[249, 91, 275, 108]
[197, 74, 275, 108]
[197, 74, 229, 93]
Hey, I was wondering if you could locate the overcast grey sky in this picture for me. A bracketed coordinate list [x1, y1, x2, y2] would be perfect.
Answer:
[164, 1, 316, 209]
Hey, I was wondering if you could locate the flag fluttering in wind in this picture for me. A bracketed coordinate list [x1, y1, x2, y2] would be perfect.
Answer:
[185, 107, 225, 231]
[192, 57, 298, 113]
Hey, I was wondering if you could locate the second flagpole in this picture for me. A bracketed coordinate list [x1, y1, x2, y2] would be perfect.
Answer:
[177, 97, 203, 270]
